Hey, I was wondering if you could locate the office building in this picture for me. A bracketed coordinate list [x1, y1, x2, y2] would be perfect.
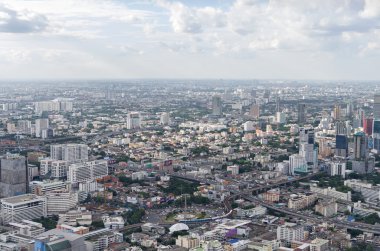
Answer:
[297, 103, 306, 124]
[335, 135, 348, 158]
[212, 95, 222, 116]
[352, 157, 375, 174]
[288, 193, 317, 210]
[127, 112, 141, 129]
[0, 194, 47, 225]
[276, 97, 281, 112]
[0, 154, 28, 198]
[46, 190, 78, 215]
[35, 118, 49, 138]
[34, 229, 86, 251]
[67, 160, 108, 183]
[276, 112, 286, 124]
[29, 180, 68, 196]
[299, 128, 317, 167]
[50, 144, 88, 163]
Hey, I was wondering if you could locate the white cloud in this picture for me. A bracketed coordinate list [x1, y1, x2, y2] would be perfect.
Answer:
[0, 4, 48, 33]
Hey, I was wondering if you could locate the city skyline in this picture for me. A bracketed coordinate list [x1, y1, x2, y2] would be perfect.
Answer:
[0, 0, 380, 80]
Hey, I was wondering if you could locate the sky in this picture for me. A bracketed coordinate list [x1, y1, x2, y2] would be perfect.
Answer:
[0, 0, 380, 80]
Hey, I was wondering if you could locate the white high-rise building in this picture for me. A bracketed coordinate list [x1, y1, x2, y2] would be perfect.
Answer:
[127, 112, 141, 129]
[160, 112, 170, 125]
[46, 190, 78, 215]
[17, 120, 32, 134]
[289, 154, 307, 175]
[212, 95, 222, 116]
[50, 144, 88, 163]
[35, 119, 49, 138]
[329, 160, 346, 178]
[67, 160, 108, 183]
[0, 194, 47, 225]
[243, 121, 255, 132]
[51, 160, 68, 178]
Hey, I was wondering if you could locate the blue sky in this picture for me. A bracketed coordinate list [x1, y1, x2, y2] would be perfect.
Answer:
[0, 0, 380, 80]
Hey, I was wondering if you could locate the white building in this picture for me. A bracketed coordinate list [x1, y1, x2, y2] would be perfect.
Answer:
[50, 144, 88, 163]
[29, 180, 68, 195]
[45, 190, 78, 215]
[160, 112, 170, 125]
[243, 121, 255, 132]
[102, 215, 125, 230]
[0, 194, 47, 225]
[329, 160, 346, 178]
[227, 165, 239, 175]
[276, 223, 304, 245]
[67, 160, 108, 183]
[289, 154, 307, 175]
[127, 112, 141, 129]
[51, 160, 68, 178]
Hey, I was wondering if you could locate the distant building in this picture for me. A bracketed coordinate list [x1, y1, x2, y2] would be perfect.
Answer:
[250, 104, 260, 119]
[353, 132, 367, 160]
[363, 118, 373, 136]
[127, 112, 141, 129]
[0, 154, 28, 198]
[263, 189, 280, 203]
[297, 103, 306, 124]
[212, 95, 222, 116]
[35, 118, 49, 138]
[160, 112, 170, 125]
[335, 135, 348, 158]
[46, 190, 78, 215]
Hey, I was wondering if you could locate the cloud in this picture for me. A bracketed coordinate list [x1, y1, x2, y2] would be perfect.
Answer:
[360, 0, 380, 18]
[0, 4, 48, 33]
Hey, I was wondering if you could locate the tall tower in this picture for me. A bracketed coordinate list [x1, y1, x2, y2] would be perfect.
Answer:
[127, 112, 141, 129]
[374, 94, 380, 119]
[212, 96, 222, 116]
[297, 103, 306, 124]
[276, 97, 280, 113]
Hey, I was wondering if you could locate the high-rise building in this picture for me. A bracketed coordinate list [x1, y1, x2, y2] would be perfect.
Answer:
[250, 104, 260, 119]
[374, 94, 380, 119]
[127, 112, 141, 129]
[363, 118, 373, 136]
[329, 159, 346, 178]
[333, 104, 341, 120]
[0, 154, 28, 198]
[276, 97, 280, 112]
[67, 160, 108, 183]
[353, 132, 367, 160]
[1, 194, 47, 225]
[211, 95, 222, 116]
[160, 112, 170, 125]
[35, 119, 49, 138]
[289, 154, 307, 175]
[50, 144, 88, 163]
[297, 103, 306, 124]
[335, 121, 347, 135]
[335, 135, 348, 158]
[299, 128, 315, 144]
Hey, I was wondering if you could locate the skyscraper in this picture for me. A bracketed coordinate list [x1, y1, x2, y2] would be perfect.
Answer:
[335, 121, 347, 135]
[353, 132, 367, 160]
[335, 135, 348, 158]
[333, 104, 341, 120]
[212, 95, 222, 116]
[374, 94, 380, 119]
[0, 154, 28, 198]
[363, 118, 373, 136]
[297, 103, 306, 124]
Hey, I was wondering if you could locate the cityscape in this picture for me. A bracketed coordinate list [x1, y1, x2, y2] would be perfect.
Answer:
[1, 1, 380, 251]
